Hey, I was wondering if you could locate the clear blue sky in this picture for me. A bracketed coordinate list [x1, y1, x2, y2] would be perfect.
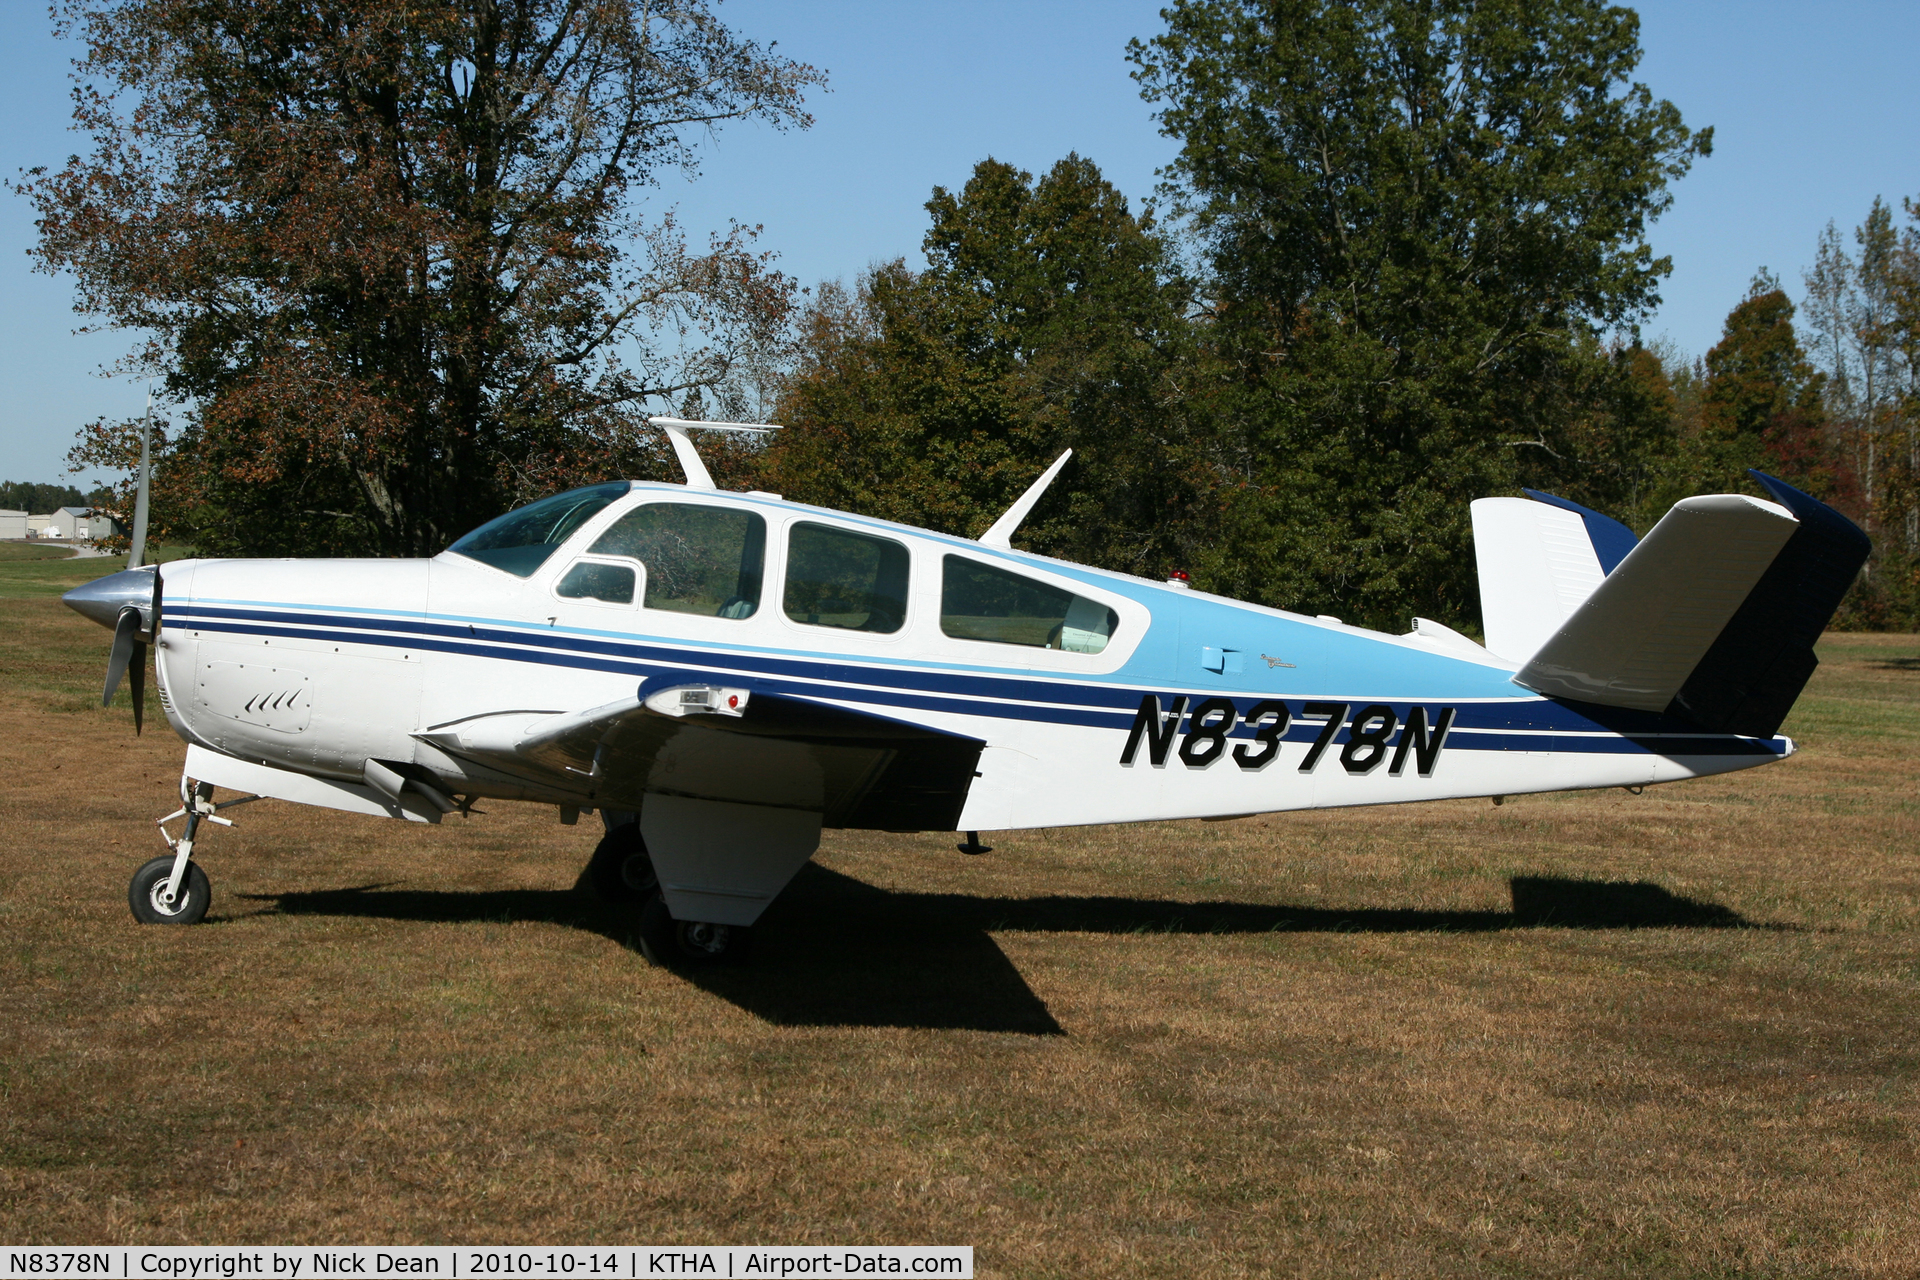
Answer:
[2, 1, 1915, 487]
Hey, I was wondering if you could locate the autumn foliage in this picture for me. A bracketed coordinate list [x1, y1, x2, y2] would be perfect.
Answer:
[26, 0, 1920, 630]
[26, 0, 820, 556]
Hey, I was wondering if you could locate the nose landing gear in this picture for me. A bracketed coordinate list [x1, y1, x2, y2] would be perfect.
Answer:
[128, 854, 210, 924]
[130, 773, 259, 925]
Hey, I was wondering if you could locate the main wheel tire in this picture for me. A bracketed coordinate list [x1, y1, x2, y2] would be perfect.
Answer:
[585, 824, 657, 902]
[128, 855, 211, 925]
[637, 893, 750, 967]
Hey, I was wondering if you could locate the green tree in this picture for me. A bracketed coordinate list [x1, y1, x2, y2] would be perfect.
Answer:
[1701, 278, 1823, 441]
[1853, 200, 1905, 530]
[1130, 0, 1707, 628]
[766, 155, 1211, 576]
[1891, 199, 1920, 558]
[27, 0, 820, 557]
[0, 481, 92, 514]
[1798, 200, 1920, 627]
[1695, 276, 1847, 519]
[1541, 339, 1690, 532]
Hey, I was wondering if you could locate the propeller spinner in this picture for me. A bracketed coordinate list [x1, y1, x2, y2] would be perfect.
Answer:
[65, 566, 160, 733]
[68, 386, 160, 732]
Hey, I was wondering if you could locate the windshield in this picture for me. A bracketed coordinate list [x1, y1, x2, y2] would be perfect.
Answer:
[447, 483, 630, 576]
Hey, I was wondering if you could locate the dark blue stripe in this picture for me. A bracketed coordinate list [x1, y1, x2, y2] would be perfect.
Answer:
[176, 615, 1130, 731]
[1522, 489, 1640, 575]
[175, 603, 1152, 713]
[1444, 731, 1781, 757]
[169, 605, 1787, 757]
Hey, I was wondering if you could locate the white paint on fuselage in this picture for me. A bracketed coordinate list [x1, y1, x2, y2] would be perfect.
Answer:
[153, 484, 1791, 832]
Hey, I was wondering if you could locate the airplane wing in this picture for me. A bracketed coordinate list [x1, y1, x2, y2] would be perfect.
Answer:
[415, 682, 985, 831]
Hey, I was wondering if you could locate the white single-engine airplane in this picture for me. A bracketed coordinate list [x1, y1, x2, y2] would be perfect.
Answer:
[64, 417, 1869, 964]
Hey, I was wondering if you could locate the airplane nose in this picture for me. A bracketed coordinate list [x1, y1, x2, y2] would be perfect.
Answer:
[63, 567, 158, 630]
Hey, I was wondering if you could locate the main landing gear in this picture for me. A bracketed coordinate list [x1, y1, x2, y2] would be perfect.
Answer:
[584, 816, 750, 967]
[130, 775, 257, 925]
[637, 893, 751, 967]
[584, 821, 659, 902]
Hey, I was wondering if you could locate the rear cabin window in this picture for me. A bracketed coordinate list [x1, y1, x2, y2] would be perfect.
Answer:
[588, 503, 766, 618]
[447, 483, 629, 577]
[941, 556, 1118, 654]
[783, 522, 910, 634]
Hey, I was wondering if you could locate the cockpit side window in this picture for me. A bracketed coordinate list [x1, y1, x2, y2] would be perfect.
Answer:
[940, 555, 1118, 654]
[447, 483, 630, 577]
[783, 522, 910, 634]
[588, 503, 766, 618]
[555, 560, 636, 604]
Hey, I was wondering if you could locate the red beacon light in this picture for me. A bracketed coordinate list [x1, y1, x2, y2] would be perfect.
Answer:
[1165, 570, 1192, 590]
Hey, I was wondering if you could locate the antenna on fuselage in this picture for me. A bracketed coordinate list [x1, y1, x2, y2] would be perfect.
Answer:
[647, 416, 784, 490]
[978, 449, 1072, 551]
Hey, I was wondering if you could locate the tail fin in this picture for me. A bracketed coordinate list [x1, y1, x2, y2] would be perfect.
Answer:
[1471, 491, 1638, 662]
[1512, 472, 1868, 737]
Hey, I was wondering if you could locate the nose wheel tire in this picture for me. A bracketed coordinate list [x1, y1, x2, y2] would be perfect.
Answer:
[585, 825, 658, 903]
[638, 893, 750, 967]
[129, 855, 211, 925]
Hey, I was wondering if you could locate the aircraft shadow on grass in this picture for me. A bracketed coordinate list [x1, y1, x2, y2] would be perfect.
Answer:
[245, 866, 1759, 1036]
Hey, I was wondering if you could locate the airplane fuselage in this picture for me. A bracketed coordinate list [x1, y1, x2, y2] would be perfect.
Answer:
[145, 483, 1789, 833]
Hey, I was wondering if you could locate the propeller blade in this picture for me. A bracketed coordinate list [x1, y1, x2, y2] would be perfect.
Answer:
[102, 606, 140, 708]
[130, 640, 147, 735]
[128, 388, 152, 568]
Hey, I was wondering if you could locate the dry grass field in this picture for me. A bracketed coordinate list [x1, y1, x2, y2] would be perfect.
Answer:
[2, 546, 1917, 1277]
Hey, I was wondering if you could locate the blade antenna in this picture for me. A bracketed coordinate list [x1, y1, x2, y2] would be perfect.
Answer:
[979, 449, 1072, 551]
[647, 416, 783, 491]
[128, 384, 152, 569]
